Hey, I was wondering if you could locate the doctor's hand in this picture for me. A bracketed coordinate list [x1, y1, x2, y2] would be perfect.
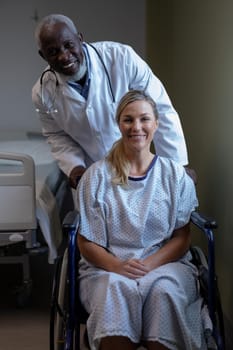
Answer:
[184, 166, 197, 185]
[69, 166, 86, 188]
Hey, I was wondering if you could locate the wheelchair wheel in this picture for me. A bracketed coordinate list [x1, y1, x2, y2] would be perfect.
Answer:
[213, 280, 225, 349]
[50, 248, 82, 350]
[56, 248, 69, 350]
[50, 248, 69, 350]
[190, 246, 225, 349]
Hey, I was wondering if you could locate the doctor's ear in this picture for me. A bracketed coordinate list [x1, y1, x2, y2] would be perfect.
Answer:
[78, 32, 83, 42]
[38, 50, 45, 60]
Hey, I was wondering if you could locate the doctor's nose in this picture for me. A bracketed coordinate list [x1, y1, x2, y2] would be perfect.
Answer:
[58, 48, 70, 62]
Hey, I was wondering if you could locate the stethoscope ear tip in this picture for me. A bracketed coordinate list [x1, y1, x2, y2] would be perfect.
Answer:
[35, 107, 58, 114]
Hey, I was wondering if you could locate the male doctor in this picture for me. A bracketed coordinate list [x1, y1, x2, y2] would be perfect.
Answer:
[32, 14, 193, 188]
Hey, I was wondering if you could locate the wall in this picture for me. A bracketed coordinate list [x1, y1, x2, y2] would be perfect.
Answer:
[2, 0, 232, 343]
[147, 0, 233, 344]
[0, 0, 146, 132]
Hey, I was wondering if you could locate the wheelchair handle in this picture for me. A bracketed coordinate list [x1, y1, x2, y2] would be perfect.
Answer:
[62, 210, 80, 232]
[191, 211, 218, 230]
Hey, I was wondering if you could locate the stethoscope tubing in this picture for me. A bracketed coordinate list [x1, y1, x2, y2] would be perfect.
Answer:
[87, 43, 115, 102]
[39, 43, 115, 103]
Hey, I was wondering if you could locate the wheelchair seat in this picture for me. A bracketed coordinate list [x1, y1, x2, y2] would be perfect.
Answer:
[49, 210, 225, 350]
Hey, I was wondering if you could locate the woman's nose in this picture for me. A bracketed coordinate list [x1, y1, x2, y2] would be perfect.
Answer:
[132, 120, 141, 130]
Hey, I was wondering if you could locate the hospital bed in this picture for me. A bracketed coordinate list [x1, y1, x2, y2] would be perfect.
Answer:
[0, 132, 73, 306]
[50, 210, 225, 350]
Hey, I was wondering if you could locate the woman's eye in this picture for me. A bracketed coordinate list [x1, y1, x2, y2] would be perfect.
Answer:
[141, 116, 152, 122]
[123, 118, 132, 123]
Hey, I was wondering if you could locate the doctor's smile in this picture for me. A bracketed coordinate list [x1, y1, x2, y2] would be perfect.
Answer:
[62, 61, 76, 69]
[61, 60, 80, 75]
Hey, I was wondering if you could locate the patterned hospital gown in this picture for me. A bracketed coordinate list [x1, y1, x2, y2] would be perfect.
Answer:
[77, 156, 212, 350]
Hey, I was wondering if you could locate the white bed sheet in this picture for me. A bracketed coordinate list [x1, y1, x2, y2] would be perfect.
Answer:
[0, 135, 64, 263]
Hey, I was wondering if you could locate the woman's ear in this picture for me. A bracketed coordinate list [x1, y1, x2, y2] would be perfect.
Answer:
[155, 119, 159, 131]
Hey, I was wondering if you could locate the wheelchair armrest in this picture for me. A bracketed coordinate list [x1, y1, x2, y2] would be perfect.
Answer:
[191, 211, 218, 230]
[62, 210, 80, 234]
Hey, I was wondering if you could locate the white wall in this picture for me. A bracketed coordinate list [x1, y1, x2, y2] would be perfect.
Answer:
[0, 0, 146, 132]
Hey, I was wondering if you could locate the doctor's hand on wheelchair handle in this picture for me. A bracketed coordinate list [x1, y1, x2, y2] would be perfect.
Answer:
[184, 166, 197, 185]
[69, 165, 86, 189]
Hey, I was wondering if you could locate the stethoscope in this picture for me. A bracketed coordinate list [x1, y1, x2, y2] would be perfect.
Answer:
[36, 43, 115, 114]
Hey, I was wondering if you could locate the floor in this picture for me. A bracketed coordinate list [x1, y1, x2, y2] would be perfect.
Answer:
[0, 248, 147, 350]
[0, 251, 54, 350]
[1, 248, 226, 350]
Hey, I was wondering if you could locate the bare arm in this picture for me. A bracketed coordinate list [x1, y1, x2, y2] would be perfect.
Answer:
[77, 234, 148, 279]
[184, 166, 197, 184]
[142, 223, 191, 271]
[78, 223, 191, 278]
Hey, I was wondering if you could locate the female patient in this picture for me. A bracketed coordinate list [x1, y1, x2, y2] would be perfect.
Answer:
[77, 90, 211, 350]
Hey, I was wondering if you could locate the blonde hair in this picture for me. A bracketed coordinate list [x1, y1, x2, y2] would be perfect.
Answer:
[107, 90, 158, 185]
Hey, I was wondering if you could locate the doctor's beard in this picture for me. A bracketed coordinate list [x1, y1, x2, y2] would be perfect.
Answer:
[69, 56, 87, 82]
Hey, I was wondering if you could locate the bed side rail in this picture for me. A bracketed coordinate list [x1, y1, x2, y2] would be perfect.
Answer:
[0, 152, 37, 231]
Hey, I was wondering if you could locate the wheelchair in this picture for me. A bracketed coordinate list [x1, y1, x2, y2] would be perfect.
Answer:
[49, 210, 225, 350]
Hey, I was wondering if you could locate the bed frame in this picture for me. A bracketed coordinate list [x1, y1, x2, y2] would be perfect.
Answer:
[0, 143, 73, 306]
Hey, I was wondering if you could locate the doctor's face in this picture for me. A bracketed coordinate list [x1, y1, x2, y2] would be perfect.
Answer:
[119, 100, 158, 153]
[39, 23, 84, 76]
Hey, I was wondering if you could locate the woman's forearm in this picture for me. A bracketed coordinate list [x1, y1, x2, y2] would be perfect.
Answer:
[77, 234, 149, 278]
[143, 224, 191, 270]
[77, 234, 120, 271]
[78, 224, 191, 276]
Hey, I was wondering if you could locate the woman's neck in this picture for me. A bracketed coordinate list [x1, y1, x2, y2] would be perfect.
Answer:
[128, 152, 155, 177]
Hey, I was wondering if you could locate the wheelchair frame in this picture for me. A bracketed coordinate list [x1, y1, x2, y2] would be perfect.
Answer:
[50, 210, 225, 350]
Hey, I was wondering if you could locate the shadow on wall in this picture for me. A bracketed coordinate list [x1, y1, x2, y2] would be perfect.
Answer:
[199, 153, 233, 349]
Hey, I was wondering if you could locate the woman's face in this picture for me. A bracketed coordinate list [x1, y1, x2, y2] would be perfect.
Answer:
[118, 100, 158, 153]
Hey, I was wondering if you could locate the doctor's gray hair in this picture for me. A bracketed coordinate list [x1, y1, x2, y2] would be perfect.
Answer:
[107, 90, 158, 185]
[35, 14, 78, 49]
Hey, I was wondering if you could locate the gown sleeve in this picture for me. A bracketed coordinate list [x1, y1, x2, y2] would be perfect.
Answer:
[175, 168, 199, 229]
[76, 161, 108, 248]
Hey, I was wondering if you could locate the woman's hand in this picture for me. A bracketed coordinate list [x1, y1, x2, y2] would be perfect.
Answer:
[112, 258, 149, 279]
[78, 223, 191, 280]
[78, 235, 150, 279]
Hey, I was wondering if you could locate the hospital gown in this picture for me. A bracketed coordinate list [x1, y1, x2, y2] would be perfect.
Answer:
[77, 156, 212, 350]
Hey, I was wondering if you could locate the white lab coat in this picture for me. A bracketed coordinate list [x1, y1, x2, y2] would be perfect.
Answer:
[32, 41, 188, 176]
